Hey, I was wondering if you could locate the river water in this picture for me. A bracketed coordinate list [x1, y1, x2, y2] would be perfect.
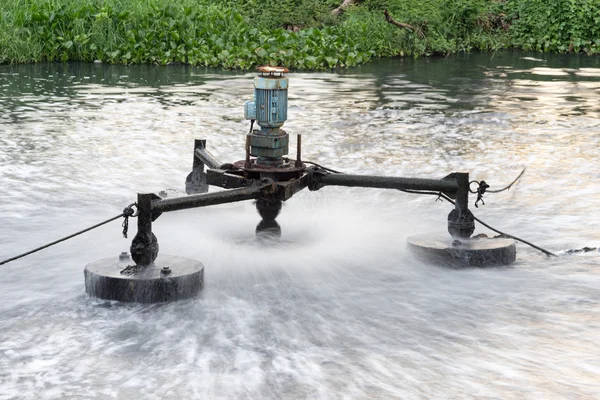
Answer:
[0, 52, 599, 399]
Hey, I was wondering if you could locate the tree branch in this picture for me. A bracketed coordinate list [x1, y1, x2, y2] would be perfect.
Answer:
[383, 9, 424, 38]
[332, 0, 361, 16]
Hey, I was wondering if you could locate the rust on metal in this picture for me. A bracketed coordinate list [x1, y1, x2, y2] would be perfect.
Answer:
[257, 66, 289, 74]
[232, 159, 305, 181]
[206, 169, 253, 189]
[234, 158, 304, 173]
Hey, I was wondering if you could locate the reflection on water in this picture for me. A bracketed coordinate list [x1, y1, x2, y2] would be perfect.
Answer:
[0, 52, 599, 399]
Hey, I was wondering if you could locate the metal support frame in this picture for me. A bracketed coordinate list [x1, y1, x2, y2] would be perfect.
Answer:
[130, 179, 276, 266]
[98, 68, 517, 303]
[130, 193, 160, 266]
[185, 140, 223, 194]
[446, 172, 475, 238]
[154, 182, 274, 213]
[194, 141, 223, 170]
[131, 136, 476, 266]
[312, 173, 459, 194]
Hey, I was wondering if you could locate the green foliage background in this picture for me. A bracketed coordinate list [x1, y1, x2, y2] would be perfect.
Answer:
[0, 0, 599, 69]
[500, 0, 600, 53]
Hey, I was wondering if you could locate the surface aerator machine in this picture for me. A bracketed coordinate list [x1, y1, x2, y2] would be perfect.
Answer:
[85, 66, 516, 303]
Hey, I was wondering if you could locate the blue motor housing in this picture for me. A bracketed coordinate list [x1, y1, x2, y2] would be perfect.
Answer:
[245, 76, 288, 130]
[244, 67, 289, 161]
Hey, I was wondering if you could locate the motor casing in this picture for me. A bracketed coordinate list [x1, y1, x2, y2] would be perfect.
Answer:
[244, 70, 289, 163]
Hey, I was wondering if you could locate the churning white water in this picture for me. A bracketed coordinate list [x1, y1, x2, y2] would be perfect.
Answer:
[0, 53, 599, 399]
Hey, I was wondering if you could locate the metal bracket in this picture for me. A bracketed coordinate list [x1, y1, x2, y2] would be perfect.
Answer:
[130, 193, 162, 266]
[185, 139, 225, 194]
[206, 169, 254, 189]
[185, 139, 209, 194]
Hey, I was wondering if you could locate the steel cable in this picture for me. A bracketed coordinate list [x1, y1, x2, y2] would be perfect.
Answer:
[400, 190, 557, 257]
[0, 204, 137, 266]
[487, 167, 526, 193]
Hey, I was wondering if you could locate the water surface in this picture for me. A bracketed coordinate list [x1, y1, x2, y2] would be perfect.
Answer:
[0, 52, 599, 399]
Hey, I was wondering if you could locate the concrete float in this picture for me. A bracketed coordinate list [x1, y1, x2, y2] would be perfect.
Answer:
[85, 254, 203, 303]
[407, 234, 516, 267]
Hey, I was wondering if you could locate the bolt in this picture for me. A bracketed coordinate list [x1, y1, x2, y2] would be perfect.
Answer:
[161, 266, 171, 275]
[119, 252, 130, 260]
[452, 240, 462, 247]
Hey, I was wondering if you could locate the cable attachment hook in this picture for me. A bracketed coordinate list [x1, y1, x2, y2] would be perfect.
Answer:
[121, 203, 138, 238]
[469, 180, 490, 208]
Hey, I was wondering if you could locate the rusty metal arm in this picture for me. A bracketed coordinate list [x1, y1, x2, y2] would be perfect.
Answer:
[152, 181, 274, 214]
[206, 169, 253, 189]
[195, 145, 222, 170]
[130, 182, 274, 265]
[312, 173, 459, 193]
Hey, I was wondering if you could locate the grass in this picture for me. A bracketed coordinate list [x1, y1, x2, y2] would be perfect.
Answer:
[0, 0, 598, 69]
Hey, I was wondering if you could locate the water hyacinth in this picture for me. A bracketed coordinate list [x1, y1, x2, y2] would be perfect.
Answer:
[1, 0, 599, 69]
[0, 0, 406, 69]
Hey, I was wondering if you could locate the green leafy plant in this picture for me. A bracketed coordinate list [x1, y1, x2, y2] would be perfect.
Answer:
[1, 0, 598, 69]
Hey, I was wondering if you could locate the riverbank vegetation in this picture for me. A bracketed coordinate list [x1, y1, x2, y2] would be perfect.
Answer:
[1, 0, 599, 69]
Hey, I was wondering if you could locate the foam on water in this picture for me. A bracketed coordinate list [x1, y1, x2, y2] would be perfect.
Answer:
[0, 54, 599, 399]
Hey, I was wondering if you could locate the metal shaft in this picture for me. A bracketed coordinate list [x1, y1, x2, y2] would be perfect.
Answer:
[316, 173, 459, 193]
[195, 145, 222, 170]
[454, 172, 469, 214]
[295, 134, 302, 168]
[152, 184, 270, 213]
[245, 134, 251, 168]
[447, 172, 475, 238]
